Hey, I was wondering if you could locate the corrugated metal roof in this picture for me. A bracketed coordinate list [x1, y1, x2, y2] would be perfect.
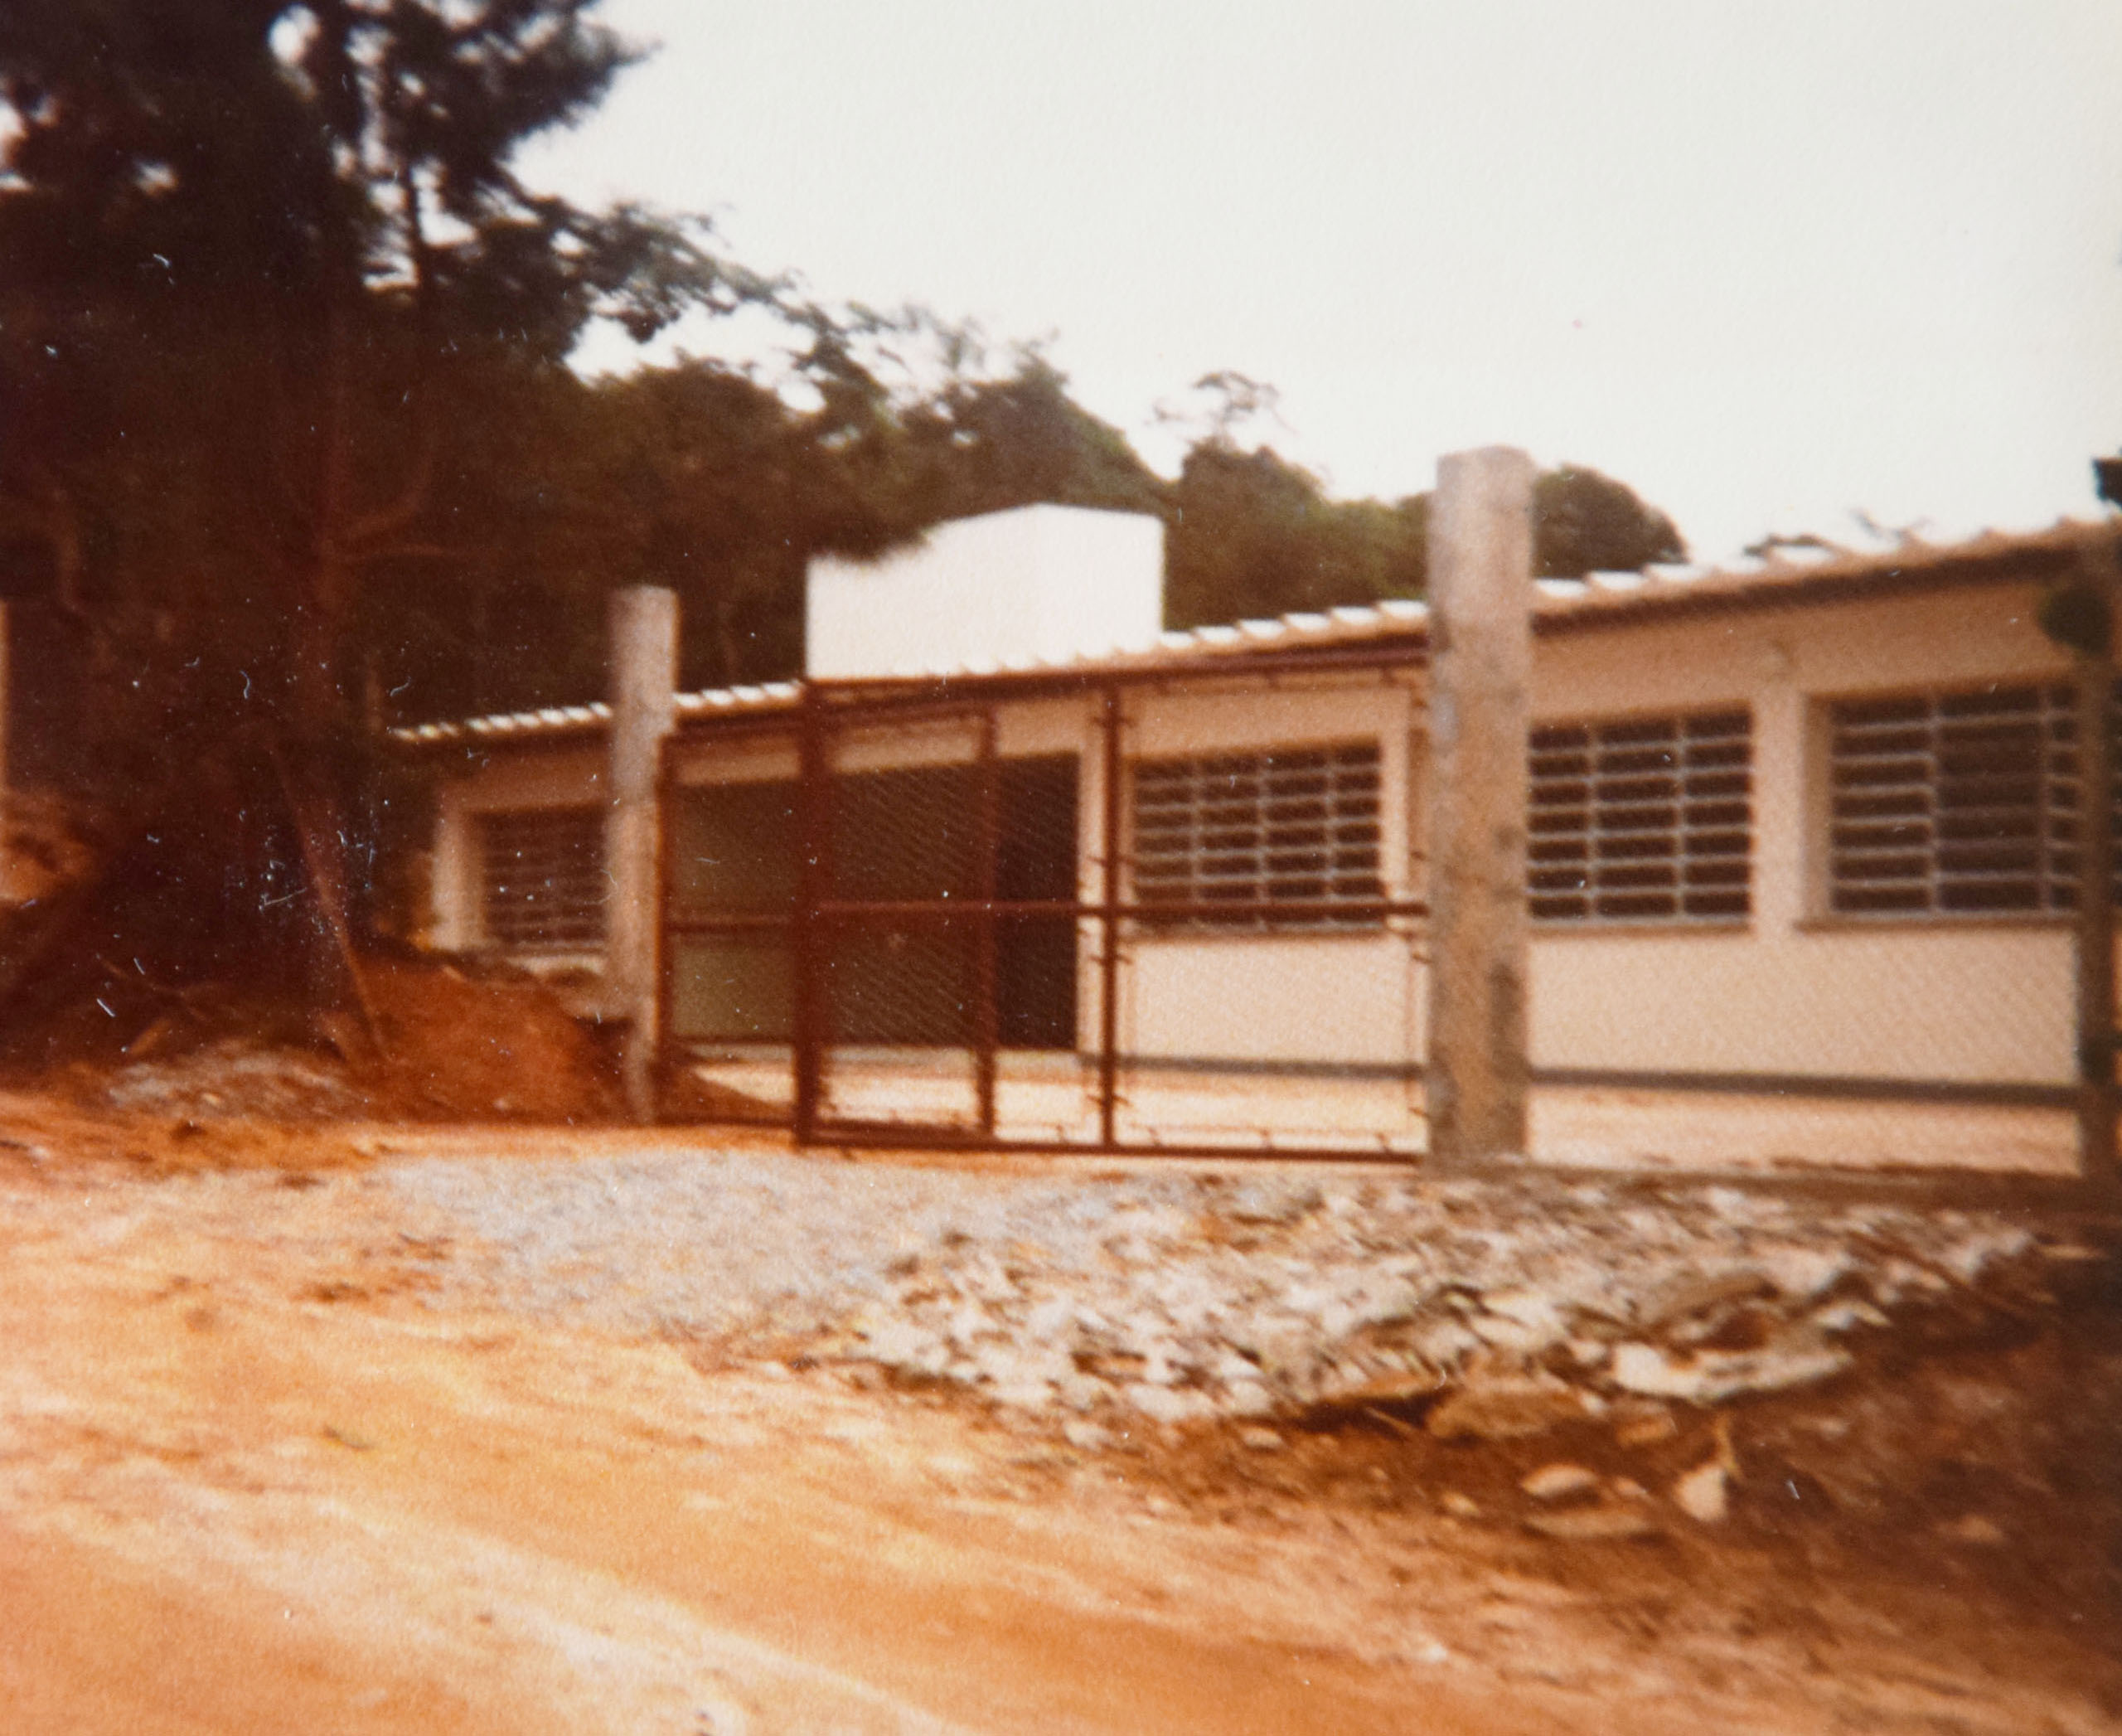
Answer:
[387, 517, 2113, 747]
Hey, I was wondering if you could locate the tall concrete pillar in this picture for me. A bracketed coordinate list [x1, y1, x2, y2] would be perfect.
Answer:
[2072, 555, 2120, 1186]
[1424, 447, 1535, 1165]
[606, 586, 679, 1121]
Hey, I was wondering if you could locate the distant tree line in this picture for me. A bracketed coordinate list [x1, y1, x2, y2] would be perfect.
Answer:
[0, 0, 1686, 992]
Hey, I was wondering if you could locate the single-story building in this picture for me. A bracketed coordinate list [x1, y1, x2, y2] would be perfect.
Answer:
[393, 502, 2117, 1164]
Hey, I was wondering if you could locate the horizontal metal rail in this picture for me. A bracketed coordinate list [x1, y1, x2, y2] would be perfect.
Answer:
[670, 899, 1431, 930]
[666, 910, 797, 933]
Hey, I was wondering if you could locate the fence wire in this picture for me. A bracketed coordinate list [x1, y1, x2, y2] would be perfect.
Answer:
[658, 673, 2096, 1179]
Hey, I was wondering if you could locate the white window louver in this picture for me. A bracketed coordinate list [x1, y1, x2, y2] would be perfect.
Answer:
[478, 807, 607, 949]
[1528, 710, 1753, 923]
[1131, 742, 1383, 925]
[1827, 684, 2115, 915]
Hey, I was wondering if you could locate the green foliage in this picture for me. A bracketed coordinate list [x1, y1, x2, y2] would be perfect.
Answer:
[416, 337, 1172, 710]
[1155, 367, 1683, 628]
[1531, 465, 1688, 579]
[898, 353, 1164, 524]
[1164, 444, 1427, 629]
[0, 1, 1691, 773]
[0, 0, 758, 788]
[1163, 449, 1684, 630]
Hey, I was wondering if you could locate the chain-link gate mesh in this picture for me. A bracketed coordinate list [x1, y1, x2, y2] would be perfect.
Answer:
[663, 758, 802, 1118]
[1509, 676, 2085, 1176]
[990, 754, 1099, 1139]
[1105, 698, 1428, 1153]
[813, 725, 985, 1131]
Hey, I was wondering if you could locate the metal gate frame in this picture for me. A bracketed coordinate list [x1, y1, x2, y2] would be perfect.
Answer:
[658, 642, 1435, 1159]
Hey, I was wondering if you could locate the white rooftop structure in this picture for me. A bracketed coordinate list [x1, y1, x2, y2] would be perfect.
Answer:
[806, 503, 1164, 681]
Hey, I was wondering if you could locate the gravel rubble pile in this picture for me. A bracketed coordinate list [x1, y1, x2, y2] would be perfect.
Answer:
[104, 1043, 371, 1121]
[383, 1147, 2067, 1439]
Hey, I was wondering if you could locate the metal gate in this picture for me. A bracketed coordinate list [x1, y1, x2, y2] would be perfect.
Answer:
[662, 663, 1433, 1157]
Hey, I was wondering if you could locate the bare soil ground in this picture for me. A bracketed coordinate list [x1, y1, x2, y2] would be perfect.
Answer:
[0, 1087, 2117, 1735]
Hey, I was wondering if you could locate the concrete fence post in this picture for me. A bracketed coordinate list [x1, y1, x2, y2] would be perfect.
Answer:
[2074, 553, 2120, 1188]
[1424, 446, 1535, 1166]
[606, 586, 678, 1122]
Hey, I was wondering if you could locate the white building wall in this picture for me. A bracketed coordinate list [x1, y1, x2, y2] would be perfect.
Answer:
[1114, 578, 2082, 1089]
[1526, 579, 2077, 1087]
[1124, 933, 1417, 1066]
[425, 570, 2084, 1094]
[1118, 675, 1422, 1069]
[669, 735, 799, 788]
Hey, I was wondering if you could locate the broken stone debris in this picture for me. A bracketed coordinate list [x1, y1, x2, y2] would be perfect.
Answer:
[1519, 1462, 1601, 1503]
[1523, 1506, 1661, 1542]
[1940, 1513, 2008, 1546]
[779, 1173, 2040, 1453]
[1671, 1458, 1732, 1525]
[381, 1150, 2063, 1542]
[1426, 1375, 1596, 1443]
[1671, 1417, 1740, 1524]
[1609, 1336, 1853, 1407]
[1613, 1410, 1679, 1449]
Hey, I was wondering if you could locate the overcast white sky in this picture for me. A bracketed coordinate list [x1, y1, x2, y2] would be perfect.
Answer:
[526, 1, 2122, 565]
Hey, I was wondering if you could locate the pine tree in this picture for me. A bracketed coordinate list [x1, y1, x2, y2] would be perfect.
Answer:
[0, 1, 758, 1016]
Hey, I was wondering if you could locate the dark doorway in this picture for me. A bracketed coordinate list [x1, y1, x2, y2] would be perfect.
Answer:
[996, 755, 1079, 1050]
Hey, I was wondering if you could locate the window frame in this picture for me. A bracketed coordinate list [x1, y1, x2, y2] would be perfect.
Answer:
[1818, 679, 2108, 922]
[475, 805, 608, 953]
[1127, 738, 1386, 931]
[1526, 706, 1755, 928]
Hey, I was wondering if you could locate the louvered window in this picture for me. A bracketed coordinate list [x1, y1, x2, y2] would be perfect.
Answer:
[1529, 710, 1753, 923]
[1826, 685, 2114, 915]
[479, 807, 607, 949]
[1132, 742, 1383, 925]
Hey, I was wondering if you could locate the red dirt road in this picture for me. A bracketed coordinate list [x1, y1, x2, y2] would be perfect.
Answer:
[0, 1128, 2111, 1735]
[0, 1186, 1567, 1736]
